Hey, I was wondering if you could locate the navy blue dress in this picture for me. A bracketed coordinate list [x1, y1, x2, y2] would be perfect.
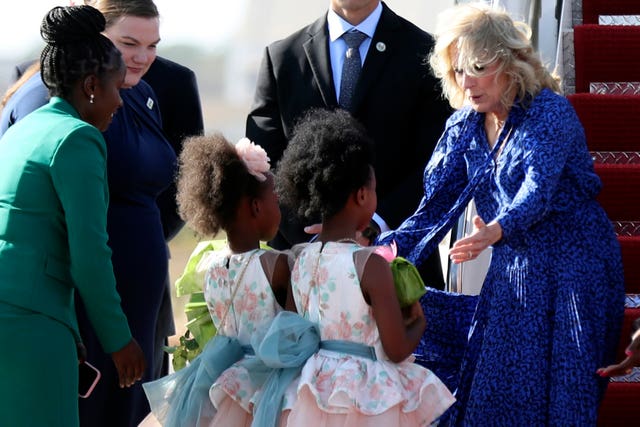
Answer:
[380, 89, 625, 426]
[77, 81, 176, 427]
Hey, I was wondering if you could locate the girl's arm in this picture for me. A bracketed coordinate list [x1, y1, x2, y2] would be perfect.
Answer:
[360, 253, 426, 362]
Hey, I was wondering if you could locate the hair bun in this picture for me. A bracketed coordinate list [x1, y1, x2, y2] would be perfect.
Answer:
[40, 5, 106, 46]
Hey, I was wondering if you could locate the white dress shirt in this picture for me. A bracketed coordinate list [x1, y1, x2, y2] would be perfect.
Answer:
[327, 2, 383, 102]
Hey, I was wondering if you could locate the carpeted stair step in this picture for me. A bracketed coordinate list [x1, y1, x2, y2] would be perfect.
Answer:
[574, 25, 640, 93]
[568, 94, 640, 152]
[582, 0, 640, 24]
[594, 163, 640, 221]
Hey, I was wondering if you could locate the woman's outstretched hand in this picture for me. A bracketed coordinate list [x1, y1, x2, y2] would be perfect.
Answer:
[111, 338, 146, 388]
[449, 215, 502, 264]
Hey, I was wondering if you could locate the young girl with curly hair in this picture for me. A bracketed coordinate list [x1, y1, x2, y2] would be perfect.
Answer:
[142, 134, 291, 426]
[276, 108, 455, 426]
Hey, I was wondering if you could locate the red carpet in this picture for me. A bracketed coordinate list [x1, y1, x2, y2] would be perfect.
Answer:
[572, 6, 640, 422]
[567, 94, 640, 152]
[594, 164, 640, 220]
[574, 25, 640, 93]
[582, 0, 640, 24]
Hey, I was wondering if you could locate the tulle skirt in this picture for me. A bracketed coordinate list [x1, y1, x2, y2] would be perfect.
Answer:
[209, 396, 290, 427]
[286, 387, 441, 427]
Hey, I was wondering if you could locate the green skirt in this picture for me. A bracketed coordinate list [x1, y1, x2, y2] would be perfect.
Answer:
[0, 301, 78, 427]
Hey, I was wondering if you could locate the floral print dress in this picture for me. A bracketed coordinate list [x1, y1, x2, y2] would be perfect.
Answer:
[205, 247, 283, 421]
[286, 241, 455, 426]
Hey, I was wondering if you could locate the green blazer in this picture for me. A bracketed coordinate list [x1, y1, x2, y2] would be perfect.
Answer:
[0, 97, 131, 353]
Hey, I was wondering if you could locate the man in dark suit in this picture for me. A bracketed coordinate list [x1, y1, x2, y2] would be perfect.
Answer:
[246, 0, 451, 288]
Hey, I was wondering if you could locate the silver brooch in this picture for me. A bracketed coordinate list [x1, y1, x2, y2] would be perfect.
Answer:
[376, 42, 386, 52]
[146, 98, 154, 109]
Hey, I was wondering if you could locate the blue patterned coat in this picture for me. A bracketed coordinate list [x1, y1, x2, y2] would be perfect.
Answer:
[380, 88, 625, 426]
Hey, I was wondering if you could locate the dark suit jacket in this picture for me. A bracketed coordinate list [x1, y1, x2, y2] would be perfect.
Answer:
[142, 56, 204, 241]
[246, 3, 451, 287]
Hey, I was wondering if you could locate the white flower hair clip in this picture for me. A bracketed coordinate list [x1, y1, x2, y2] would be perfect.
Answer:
[235, 137, 271, 182]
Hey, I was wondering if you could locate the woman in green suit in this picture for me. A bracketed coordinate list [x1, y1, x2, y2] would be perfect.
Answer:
[0, 6, 145, 426]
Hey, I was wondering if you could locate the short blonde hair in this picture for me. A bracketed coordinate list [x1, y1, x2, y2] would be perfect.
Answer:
[429, 2, 560, 111]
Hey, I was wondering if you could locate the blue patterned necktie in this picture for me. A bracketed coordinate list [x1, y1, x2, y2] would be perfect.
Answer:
[339, 30, 367, 111]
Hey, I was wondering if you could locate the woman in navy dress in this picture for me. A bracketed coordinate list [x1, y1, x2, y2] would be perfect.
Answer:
[72, 1, 175, 426]
[378, 4, 625, 425]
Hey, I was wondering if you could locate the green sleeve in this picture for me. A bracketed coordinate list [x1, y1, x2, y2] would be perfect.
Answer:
[50, 124, 132, 353]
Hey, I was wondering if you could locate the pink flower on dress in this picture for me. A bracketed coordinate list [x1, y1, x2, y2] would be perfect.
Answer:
[238, 291, 258, 313]
[291, 263, 301, 283]
[223, 374, 241, 398]
[323, 323, 338, 339]
[369, 383, 384, 400]
[207, 265, 228, 288]
[235, 138, 270, 182]
[299, 294, 309, 314]
[338, 312, 352, 339]
[352, 321, 365, 337]
[313, 366, 335, 394]
[316, 265, 329, 284]
[210, 300, 228, 325]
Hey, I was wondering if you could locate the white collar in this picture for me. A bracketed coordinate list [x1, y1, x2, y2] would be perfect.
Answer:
[327, 1, 382, 42]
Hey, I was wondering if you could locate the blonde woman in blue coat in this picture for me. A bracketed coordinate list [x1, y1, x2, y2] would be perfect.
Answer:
[0, 6, 145, 426]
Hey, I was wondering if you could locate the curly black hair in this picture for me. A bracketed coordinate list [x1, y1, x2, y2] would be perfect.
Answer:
[176, 134, 265, 236]
[40, 5, 122, 99]
[276, 108, 374, 222]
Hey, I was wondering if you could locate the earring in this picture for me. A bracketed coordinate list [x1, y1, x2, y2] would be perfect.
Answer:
[89, 94, 95, 104]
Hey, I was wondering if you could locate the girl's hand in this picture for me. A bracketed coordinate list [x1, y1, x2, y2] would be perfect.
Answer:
[401, 301, 424, 326]
[597, 335, 640, 377]
[449, 216, 502, 264]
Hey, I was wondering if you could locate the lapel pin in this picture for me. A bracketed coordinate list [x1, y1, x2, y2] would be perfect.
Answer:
[146, 97, 154, 110]
[376, 42, 386, 52]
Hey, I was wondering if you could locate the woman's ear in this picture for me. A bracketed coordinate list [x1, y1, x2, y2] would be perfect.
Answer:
[82, 74, 98, 101]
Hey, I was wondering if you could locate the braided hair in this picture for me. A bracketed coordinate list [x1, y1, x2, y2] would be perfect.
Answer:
[40, 5, 122, 99]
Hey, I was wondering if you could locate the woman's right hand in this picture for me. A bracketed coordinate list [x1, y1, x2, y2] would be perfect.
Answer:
[111, 338, 146, 388]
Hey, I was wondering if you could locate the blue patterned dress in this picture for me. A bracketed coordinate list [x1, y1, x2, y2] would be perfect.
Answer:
[379, 89, 625, 426]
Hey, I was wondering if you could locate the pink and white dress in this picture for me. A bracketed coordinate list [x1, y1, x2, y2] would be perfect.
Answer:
[205, 247, 285, 426]
[286, 241, 455, 426]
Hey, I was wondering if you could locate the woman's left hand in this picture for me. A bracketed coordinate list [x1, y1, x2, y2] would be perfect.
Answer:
[449, 215, 502, 264]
